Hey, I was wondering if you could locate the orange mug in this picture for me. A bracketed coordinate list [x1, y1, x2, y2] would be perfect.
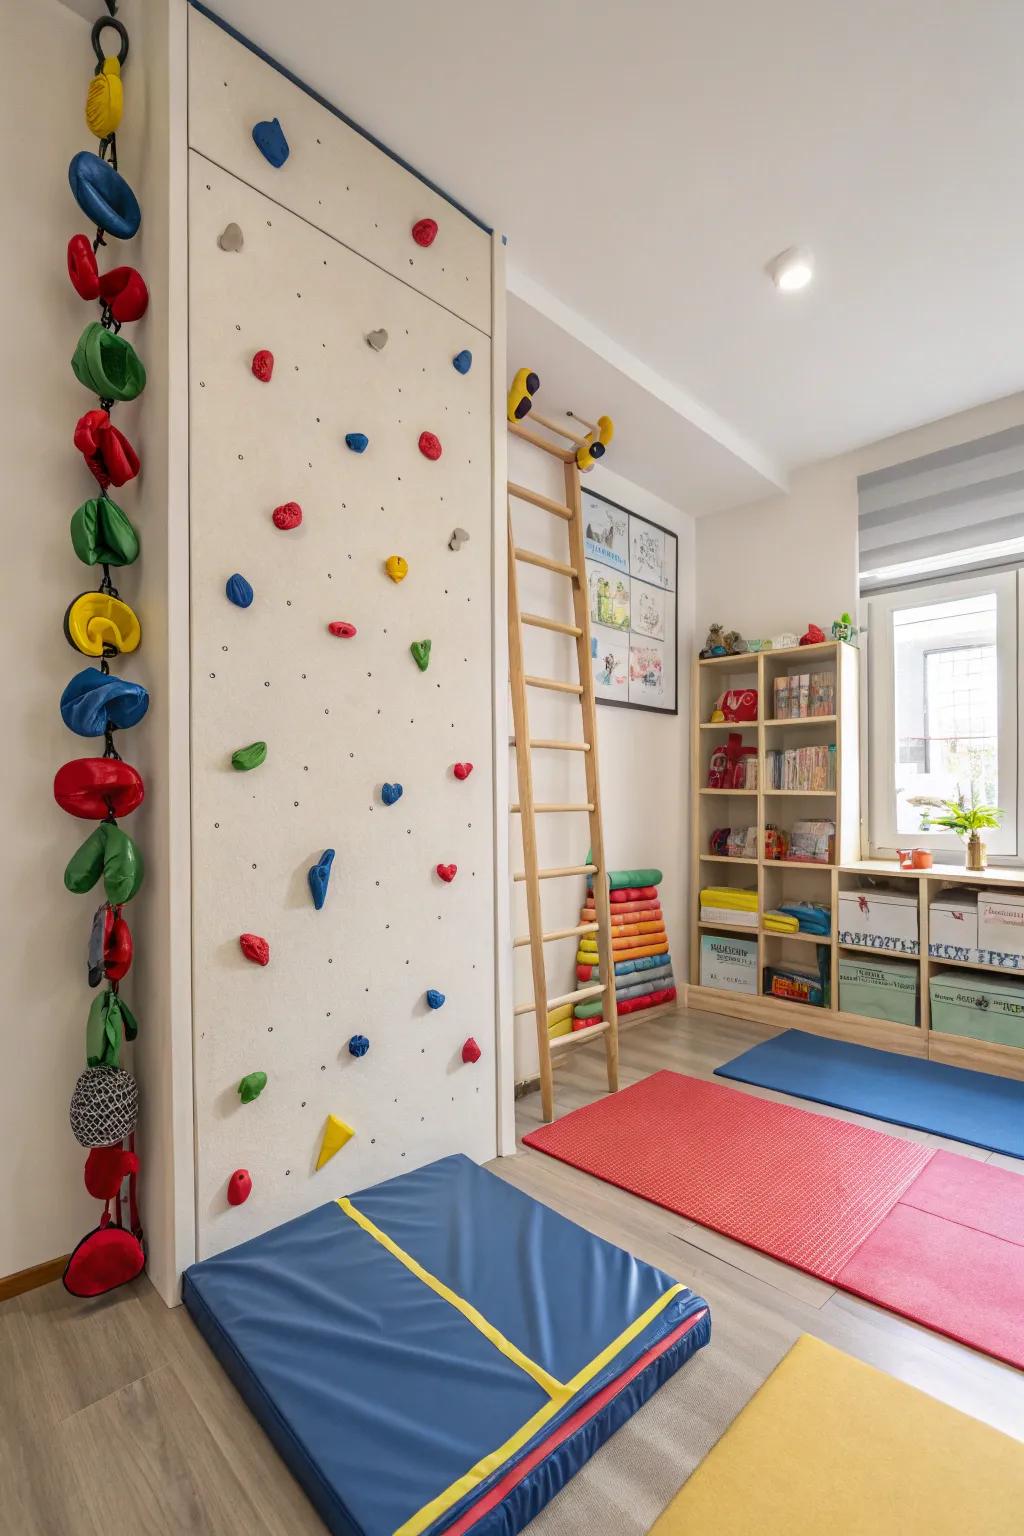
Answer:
[896, 848, 914, 869]
[911, 848, 933, 869]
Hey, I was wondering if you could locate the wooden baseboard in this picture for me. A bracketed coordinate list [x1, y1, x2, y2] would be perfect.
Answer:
[0, 1254, 68, 1302]
[513, 1002, 682, 1099]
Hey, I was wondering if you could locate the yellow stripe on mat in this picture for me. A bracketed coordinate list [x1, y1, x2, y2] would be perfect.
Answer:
[650, 1334, 1024, 1535]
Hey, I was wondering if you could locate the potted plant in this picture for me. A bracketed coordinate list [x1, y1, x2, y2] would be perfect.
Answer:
[924, 794, 1003, 871]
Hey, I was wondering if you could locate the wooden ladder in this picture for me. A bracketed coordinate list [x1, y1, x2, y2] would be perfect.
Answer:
[507, 411, 620, 1122]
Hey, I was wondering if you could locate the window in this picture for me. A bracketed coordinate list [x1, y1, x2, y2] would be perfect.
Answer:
[866, 571, 1018, 857]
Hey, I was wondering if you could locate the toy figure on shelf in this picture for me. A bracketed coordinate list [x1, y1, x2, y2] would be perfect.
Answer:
[764, 824, 791, 861]
[831, 612, 857, 644]
[799, 623, 826, 646]
[700, 623, 728, 658]
[723, 629, 747, 654]
[710, 687, 758, 723]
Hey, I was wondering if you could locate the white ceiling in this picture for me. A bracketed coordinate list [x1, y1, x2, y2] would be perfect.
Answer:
[203, 0, 1024, 506]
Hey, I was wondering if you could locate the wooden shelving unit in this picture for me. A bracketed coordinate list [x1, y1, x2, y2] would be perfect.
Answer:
[687, 643, 1024, 1083]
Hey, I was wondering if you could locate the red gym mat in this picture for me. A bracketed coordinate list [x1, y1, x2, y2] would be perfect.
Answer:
[522, 1072, 1024, 1367]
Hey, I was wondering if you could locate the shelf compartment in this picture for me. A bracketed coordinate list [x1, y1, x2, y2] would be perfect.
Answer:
[839, 941, 921, 963]
[926, 954, 1024, 977]
[698, 788, 758, 797]
[764, 789, 836, 797]
[699, 853, 758, 865]
[697, 919, 759, 935]
[761, 928, 830, 945]
[763, 715, 837, 728]
[698, 720, 759, 730]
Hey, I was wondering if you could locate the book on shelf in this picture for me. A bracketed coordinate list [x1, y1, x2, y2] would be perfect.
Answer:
[765, 745, 837, 791]
[771, 669, 836, 720]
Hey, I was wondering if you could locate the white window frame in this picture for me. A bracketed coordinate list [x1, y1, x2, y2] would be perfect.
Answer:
[865, 569, 1019, 860]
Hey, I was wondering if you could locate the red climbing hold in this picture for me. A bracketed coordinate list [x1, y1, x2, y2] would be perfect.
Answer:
[251, 348, 274, 382]
[462, 1037, 481, 1065]
[453, 763, 473, 781]
[240, 932, 270, 966]
[328, 621, 357, 638]
[74, 408, 140, 489]
[227, 1168, 252, 1205]
[418, 431, 442, 461]
[97, 267, 150, 324]
[67, 234, 100, 300]
[84, 1145, 138, 1202]
[436, 863, 457, 883]
[272, 501, 302, 530]
[412, 217, 438, 247]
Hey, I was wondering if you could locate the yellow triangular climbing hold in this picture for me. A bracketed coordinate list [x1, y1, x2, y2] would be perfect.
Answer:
[316, 1113, 355, 1170]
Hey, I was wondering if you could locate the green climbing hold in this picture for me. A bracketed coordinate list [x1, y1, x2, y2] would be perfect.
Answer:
[410, 639, 432, 672]
[85, 989, 139, 1070]
[237, 1070, 268, 1104]
[232, 741, 267, 772]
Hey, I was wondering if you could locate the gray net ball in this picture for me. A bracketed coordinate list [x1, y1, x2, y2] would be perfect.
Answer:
[69, 1067, 139, 1148]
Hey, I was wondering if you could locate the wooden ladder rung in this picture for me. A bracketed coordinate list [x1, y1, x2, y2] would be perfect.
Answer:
[524, 675, 583, 695]
[513, 864, 597, 882]
[508, 482, 574, 520]
[509, 738, 592, 752]
[550, 1020, 610, 1052]
[525, 411, 590, 447]
[514, 983, 605, 1018]
[511, 803, 595, 813]
[521, 612, 583, 638]
[513, 922, 599, 949]
[508, 420, 575, 461]
[514, 547, 577, 579]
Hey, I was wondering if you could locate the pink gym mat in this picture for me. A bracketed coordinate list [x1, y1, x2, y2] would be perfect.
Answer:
[523, 1072, 1024, 1368]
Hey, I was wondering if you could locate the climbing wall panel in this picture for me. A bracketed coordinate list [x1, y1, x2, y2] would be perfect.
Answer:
[188, 101, 495, 1253]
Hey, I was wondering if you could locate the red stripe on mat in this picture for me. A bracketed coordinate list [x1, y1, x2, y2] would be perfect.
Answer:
[522, 1071, 932, 1282]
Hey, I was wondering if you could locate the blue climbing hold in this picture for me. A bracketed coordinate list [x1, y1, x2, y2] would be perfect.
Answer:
[426, 989, 446, 1010]
[380, 783, 403, 806]
[225, 573, 254, 608]
[348, 1034, 370, 1057]
[68, 152, 141, 241]
[308, 848, 335, 910]
[60, 668, 149, 738]
[345, 433, 369, 454]
[452, 349, 473, 375]
[252, 117, 289, 167]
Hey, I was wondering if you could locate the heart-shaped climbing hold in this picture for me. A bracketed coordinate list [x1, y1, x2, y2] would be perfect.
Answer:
[251, 349, 274, 382]
[426, 989, 446, 1010]
[239, 933, 270, 966]
[381, 783, 403, 806]
[452, 349, 472, 374]
[448, 527, 469, 552]
[252, 116, 289, 167]
[272, 501, 302, 530]
[218, 222, 244, 252]
[436, 863, 457, 883]
[231, 741, 267, 772]
[385, 555, 408, 583]
[366, 329, 388, 351]
[410, 639, 432, 672]
[345, 432, 369, 453]
[411, 217, 438, 247]
[418, 431, 442, 461]
[453, 762, 473, 780]
[328, 621, 357, 638]
[226, 573, 254, 608]
[462, 1037, 481, 1064]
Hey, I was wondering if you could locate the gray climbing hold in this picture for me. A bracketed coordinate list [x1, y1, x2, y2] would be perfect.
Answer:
[448, 528, 469, 552]
[218, 222, 244, 252]
[366, 329, 388, 351]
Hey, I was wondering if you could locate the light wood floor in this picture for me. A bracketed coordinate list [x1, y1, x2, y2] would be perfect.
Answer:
[2, 1007, 1021, 1536]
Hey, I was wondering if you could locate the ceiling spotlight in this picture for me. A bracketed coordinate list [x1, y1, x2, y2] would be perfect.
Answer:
[767, 246, 814, 293]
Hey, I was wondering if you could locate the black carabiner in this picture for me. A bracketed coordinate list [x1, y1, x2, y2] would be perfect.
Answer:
[91, 15, 129, 73]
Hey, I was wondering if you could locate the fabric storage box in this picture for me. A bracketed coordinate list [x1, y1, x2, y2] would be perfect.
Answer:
[929, 888, 978, 959]
[701, 933, 757, 994]
[839, 956, 918, 1026]
[977, 891, 1024, 961]
[838, 887, 919, 955]
[930, 970, 1024, 1049]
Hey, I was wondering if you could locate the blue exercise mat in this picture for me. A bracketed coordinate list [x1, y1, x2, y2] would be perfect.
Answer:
[715, 1029, 1024, 1158]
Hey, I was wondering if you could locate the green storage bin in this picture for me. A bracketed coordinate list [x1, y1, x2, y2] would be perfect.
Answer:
[839, 956, 918, 1026]
[929, 970, 1024, 1048]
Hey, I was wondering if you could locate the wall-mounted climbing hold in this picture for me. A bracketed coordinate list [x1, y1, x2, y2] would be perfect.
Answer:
[227, 1168, 252, 1205]
[328, 621, 357, 638]
[462, 1037, 482, 1065]
[308, 848, 335, 910]
[316, 1113, 354, 1169]
[226, 573, 254, 608]
[345, 433, 369, 453]
[239, 933, 270, 966]
[410, 639, 432, 672]
[251, 349, 274, 382]
[74, 408, 140, 489]
[418, 431, 442, 461]
[218, 222, 244, 252]
[366, 328, 388, 351]
[507, 367, 540, 423]
[380, 782, 403, 806]
[252, 117, 289, 167]
[272, 501, 302, 530]
[67, 235, 100, 300]
[426, 989, 445, 1010]
[231, 741, 267, 772]
[448, 527, 469, 552]
[348, 1035, 369, 1058]
[453, 762, 473, 781]
[411, 217, 438, 247]
[64, 592, 141, 657]
[384, 555, 408, 583]
[237, 1071, 267, 1104]
[87, 989, 138, 1072]
[436, 863, 457, 883]
[452, 349, 473, 375]
[576, 415, 614, 472]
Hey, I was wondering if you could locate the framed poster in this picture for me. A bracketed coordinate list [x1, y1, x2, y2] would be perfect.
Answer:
[584, 489, 678, 714]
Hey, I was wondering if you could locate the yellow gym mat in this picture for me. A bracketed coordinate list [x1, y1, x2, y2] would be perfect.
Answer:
[650, 1334, 1024, 1535]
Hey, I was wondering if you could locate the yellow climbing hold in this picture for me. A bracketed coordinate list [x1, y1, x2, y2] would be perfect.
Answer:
[316, 1113, 355, 1170]
[576, 415, 614, 472]
[384, 554, 409, 583]
[86, 57, 123, 140]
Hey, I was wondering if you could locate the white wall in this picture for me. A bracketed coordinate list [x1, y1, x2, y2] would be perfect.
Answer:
[509, 442, 695, 1082]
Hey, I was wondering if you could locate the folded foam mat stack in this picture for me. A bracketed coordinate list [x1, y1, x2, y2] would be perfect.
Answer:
[574, 867, 676, 1028]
